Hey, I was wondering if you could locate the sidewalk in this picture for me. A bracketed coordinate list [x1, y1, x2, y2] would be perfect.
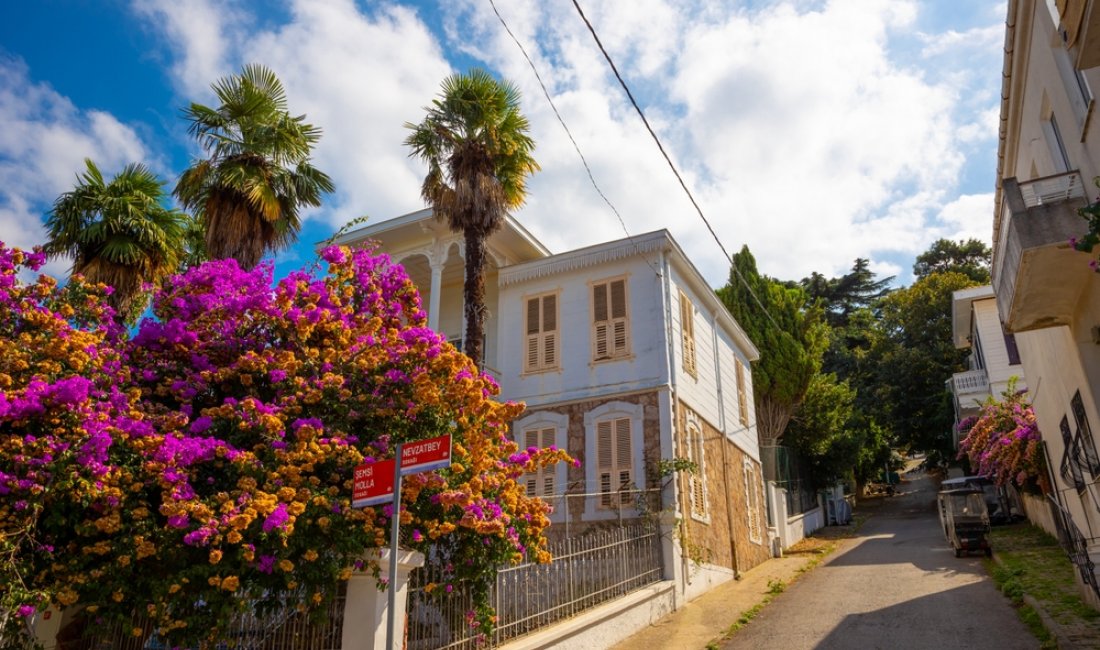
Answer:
[612, 535, 856, 650]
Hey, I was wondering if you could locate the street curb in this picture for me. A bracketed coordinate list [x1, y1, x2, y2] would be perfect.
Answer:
[1022, 594, 1079, 650]
[991, 551, 1076, 649]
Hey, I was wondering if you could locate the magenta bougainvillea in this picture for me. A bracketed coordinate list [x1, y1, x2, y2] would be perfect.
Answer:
[0, 242, 571, 647]
[958, 380, 1048, 493]
[1072, 177, 1100, 272]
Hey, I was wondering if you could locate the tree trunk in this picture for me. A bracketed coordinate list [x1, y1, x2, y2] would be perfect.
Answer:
[756, 396, 794, 449]
[463, 228, 487, 368]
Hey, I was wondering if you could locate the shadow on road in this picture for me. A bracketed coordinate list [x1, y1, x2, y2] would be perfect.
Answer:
[812, 581, 1035, 650]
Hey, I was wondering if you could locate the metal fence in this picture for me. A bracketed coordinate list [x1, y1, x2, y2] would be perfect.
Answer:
[407, 519, 664, 649]
[1047, 494, 1100, 601]
[761, 445, 818, 516]
[58, 586, 345, 650]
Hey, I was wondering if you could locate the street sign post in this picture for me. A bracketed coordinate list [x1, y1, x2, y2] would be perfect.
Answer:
[356, 433, 451, 650]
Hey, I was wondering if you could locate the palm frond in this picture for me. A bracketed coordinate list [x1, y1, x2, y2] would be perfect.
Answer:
[177, 64, 331, 269]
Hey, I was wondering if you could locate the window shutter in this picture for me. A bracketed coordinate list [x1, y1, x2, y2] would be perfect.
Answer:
[614, 418, 632, 505]
[593, 279, 629, 361]
[744, 461, 762, 543]
[521, 427, 557, 498]
[594, 323, 609, 358]
[593, 284, 608, 322]
[542, 296, 557, 368]
[525, 295, 557, 372]
[736, 359, 749, 426]
[689, 427, 706, 517]
[681, 293, 696, 375]
[610, 279, 626, 318]
[598, 420, 613, 506]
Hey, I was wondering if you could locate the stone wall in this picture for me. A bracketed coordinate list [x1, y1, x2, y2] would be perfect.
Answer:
[678, 403, 771, 574]
[519, 390, 666, 539]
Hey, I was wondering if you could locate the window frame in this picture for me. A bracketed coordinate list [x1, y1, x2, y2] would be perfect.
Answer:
[735, 357, 750, 427]
[744, 458, 763, 545]
[686, 416, 709, 521]
[583, 401, 644, 520]
[680, 291, 697, 378]
[513, 411, 569, 521]
[523, 291, 560, 374]
[591, 276, 631, 362]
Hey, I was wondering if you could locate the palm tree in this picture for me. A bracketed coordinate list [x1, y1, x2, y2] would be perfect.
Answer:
[44, 158, 188, 323]
[174, 63, 334, 270]
[405, 69, 539, 366]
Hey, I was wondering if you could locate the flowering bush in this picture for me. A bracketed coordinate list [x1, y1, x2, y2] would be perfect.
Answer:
[957, 380, 1048, 492]
[1072, 177, 1100, 272]
[0, 243, 571, 647]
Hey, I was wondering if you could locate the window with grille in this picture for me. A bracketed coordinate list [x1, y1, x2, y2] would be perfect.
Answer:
[592, 278, 630, 361]
[597, 417, 633, 508]
[521, 427, 557, 498]
[524, 293, 558, 373]
[687, 422, 708, 519]
[744, 459, 763, 544]
[680, 292, 697, 377]
[736, 358, 749, 427]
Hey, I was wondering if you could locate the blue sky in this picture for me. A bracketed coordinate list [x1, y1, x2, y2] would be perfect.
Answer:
[1, 0, 1006, 287]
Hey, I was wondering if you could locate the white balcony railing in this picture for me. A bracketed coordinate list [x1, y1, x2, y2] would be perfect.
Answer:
[951, 369, 990, 396]
[1018, 171, 1085, 207]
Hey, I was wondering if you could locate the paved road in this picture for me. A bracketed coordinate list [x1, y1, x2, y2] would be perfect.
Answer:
[721, 469, 1040, 650]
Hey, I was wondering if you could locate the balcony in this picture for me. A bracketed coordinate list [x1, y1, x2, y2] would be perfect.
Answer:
[993, 173, 1093, 333]
[951, 369, 990, 412]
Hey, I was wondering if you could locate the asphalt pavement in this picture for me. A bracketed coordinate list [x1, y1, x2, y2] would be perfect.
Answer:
[720, 468, 1039, 650]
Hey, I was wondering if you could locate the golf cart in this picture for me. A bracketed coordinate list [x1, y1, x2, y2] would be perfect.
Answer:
[939, 487, 991, 557]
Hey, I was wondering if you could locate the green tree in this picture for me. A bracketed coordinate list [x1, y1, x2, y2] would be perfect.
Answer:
[802, 258, 893, 328]
[405, 69, 539, 367]
[870, 271, 978, 462]
[912, 238, 991, 283]
[44, 158, 188, 323]
[174, 63, 334, 270]
[717, 246, 828, 446]
[783, 372, 860, 486]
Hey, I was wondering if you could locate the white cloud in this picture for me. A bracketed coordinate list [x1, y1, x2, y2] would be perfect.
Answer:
[932, 192, 995, 244]
[134, 0, 1006, 286]
[136, 0, 455, 230]
[0, 57, 151, 278]
[130, 0, 245, 98]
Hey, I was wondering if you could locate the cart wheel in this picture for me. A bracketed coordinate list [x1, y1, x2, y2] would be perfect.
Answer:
[985, 548, 992, 558]
[954, 548, 963, 558]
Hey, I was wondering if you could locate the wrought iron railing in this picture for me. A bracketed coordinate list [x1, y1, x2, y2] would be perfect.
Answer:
[1047, 495, 1100, 600]
[62, 586, 345, 650]
[406, 519, 664, 649]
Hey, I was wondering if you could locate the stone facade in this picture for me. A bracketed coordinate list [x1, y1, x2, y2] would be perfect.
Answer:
[677, 402, 771, 574]
[515, 389, 666, 540]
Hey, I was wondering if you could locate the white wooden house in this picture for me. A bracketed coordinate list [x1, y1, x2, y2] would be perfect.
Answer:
[335, 210, 772, 599]
[948, 285, 1027, 448]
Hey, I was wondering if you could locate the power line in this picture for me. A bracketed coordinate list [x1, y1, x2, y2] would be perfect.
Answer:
[488, 0, 662, 278]
[569, 0, 783, 333]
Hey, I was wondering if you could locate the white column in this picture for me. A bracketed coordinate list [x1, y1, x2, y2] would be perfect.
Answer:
[341, 548, 425, 650]
[427, 260, 443, 332]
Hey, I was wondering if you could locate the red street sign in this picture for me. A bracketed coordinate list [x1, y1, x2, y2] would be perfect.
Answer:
[352, 458, 396, 508]
[399, 434, 452, 475]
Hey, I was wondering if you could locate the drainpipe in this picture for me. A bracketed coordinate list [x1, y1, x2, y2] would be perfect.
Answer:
[712, 309, 741, 578]
[658, 247, 689, 600]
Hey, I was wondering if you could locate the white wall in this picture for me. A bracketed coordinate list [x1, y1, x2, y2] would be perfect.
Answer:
[495, 256, 669, 405]
[1016, 324, 1100, 540]
[668, 266, 760, 462]
[972, 297, 1024, 394]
